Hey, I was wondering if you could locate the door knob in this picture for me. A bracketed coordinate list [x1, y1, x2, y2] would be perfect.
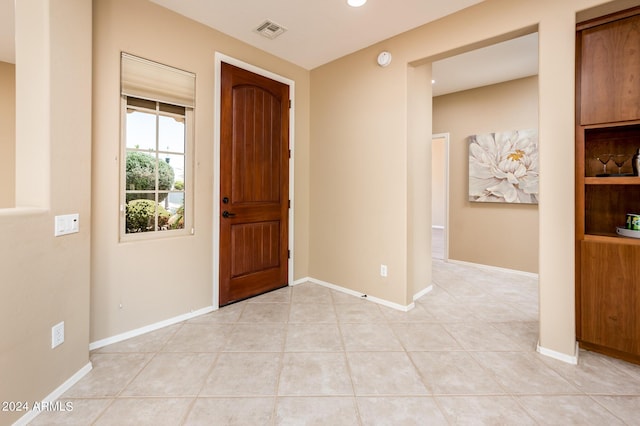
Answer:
[222, 197, 229, 204]
[222, 211, 236, 218]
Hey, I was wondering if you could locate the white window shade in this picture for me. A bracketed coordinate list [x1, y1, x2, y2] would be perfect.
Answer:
[121, 53, 195, 108]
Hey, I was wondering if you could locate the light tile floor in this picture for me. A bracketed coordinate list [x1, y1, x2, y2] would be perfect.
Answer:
[30, 260, 640, 425]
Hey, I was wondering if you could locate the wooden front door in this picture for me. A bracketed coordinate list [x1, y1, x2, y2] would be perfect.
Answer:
[219, 62, 290, 306]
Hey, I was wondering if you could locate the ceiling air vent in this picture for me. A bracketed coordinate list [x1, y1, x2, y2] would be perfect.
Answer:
[255, 20, 287, 39]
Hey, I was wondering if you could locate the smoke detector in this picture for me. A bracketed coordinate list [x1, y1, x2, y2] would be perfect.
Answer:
[255, 20, 287, 39]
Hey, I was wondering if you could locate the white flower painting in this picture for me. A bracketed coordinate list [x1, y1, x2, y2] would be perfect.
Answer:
[468, 129, 539, 204]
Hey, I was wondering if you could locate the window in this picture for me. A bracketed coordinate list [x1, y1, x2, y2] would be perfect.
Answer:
[120, 53, 195, 239]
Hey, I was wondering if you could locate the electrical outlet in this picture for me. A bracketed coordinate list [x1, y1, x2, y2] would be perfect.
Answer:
[52, 321, 64, 349]
[380, 264, 388, 277]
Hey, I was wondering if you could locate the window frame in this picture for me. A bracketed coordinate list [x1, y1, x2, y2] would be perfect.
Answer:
[119, 95, 194, 241]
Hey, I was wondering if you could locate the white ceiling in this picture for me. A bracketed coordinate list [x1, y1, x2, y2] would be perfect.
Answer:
[150, 0, 486, 70]
[0, 0, 539, 96]
[432, 32, 538, 96]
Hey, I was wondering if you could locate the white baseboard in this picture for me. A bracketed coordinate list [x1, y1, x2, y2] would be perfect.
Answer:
[13, 362, 92, 426]
[447, 259, 539, 279]
[537, 341, 579, 365]
[89, 305, 215, 351]
[413, 284, 433, 302]
[292, 277, 309, 286]
[294, 276, 414, 312]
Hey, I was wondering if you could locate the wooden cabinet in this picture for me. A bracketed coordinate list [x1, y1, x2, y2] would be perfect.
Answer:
[580, 240, 640, 363]
[576, 7, 640, 365]
[579, 10, 640, 125]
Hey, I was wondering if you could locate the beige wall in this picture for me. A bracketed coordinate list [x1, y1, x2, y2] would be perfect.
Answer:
[91, 0, 310, 341]
[433, 76, 539, 273]
[0, 61, 15, 208]
[310, 0, 618, 357]
[310, 54, 411, 305]
[407, 63, 433, 299]
[0, 1, 92, 424]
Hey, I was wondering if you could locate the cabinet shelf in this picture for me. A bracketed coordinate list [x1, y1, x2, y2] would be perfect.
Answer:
[585, 177, 640, 185]
[584, 233, 640, 245]
[582, 119, 640, 130]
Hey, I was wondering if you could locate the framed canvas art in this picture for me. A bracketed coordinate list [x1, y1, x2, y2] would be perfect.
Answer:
[468, 129, 538, 204]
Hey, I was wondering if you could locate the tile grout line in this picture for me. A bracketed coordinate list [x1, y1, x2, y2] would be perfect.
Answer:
[270, 290, 295, 425]
[332, 293, 364, 426]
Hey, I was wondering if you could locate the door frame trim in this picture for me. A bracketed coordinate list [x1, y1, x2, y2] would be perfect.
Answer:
[432, 132, 450, 261]
[213, 52, 295, 309]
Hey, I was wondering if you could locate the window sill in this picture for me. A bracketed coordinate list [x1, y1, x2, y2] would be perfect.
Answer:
[119, 227, 194, 243]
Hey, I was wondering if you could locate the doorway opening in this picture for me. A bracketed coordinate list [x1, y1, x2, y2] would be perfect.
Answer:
[429, 30, 539, 273]
[431, 133, 449, 261]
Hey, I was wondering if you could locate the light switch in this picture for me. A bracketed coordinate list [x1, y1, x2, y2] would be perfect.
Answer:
[54, 214, 79, 237]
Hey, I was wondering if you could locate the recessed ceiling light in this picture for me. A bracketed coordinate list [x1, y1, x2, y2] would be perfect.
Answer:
[348, 0, 367, 7]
